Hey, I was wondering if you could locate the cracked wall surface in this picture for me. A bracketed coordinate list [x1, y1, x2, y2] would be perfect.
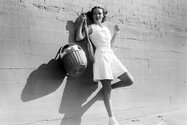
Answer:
[0, 0, 187, 125]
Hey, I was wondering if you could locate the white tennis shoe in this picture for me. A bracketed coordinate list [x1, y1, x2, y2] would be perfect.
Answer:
[109, 116, 119, 125]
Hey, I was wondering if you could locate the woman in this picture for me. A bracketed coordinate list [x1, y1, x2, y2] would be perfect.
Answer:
[76, 6, 134, 125]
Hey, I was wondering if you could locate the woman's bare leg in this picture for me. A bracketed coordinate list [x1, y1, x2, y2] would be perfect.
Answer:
[101, 80, 119, 125]
[111, 72, 134, 89]
[101, 80, 113, 117]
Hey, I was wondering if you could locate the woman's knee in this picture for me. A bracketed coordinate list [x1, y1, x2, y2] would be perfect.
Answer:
[101, 80, 112, 93]
[127, 76, 134, 86]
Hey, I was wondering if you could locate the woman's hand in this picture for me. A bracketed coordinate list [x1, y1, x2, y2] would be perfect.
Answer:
[111, 24, 120, 47]
[114, 24, 120, 35]
[80, 13, 87, 22]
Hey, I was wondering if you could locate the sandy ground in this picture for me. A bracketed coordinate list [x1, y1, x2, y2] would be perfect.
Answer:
[119, 109, 187, 125]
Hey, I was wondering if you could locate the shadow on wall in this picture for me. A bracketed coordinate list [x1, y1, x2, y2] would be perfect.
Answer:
[21, 12, 102, 125]
[59, 65, 102, 125]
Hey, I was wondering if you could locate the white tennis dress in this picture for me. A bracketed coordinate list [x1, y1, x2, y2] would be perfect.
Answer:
[90, 24, 128, 82]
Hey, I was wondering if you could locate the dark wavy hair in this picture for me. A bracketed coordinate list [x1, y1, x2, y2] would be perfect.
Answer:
[87, 6, 108, 23]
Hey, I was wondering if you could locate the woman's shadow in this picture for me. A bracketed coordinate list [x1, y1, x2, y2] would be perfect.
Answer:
[59, 66, 102, 125]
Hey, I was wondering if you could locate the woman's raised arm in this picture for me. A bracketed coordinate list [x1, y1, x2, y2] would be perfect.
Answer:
[76, 14, 87, 41]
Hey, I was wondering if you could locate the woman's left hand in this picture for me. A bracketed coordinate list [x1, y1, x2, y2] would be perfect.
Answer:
[114, 24, 120, 34]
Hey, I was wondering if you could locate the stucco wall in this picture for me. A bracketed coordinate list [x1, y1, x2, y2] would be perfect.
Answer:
[0, 0, 187, 125]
